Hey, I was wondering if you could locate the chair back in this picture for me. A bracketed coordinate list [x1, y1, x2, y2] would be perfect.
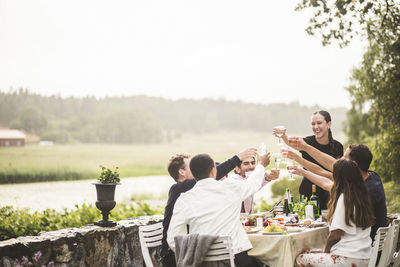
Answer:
[138, 222, 163, 267]
[390, 218, 400, 267]
[203, 236, 235, 267]
[369, 226, 392, 267]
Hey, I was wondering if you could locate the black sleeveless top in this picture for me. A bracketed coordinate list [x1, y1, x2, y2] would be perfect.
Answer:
[299, 135, 343, 210]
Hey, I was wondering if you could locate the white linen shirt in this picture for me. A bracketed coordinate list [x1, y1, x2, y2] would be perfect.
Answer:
[330, 194, 372, 259]
[229, 172, 269, 214]
[167, 164, 266, 254]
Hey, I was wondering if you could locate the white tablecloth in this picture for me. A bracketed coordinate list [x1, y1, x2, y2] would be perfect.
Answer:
[248, 226, 329, 267]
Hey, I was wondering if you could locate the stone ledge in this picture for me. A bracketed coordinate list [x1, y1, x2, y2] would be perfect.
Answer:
[0, 215, 163, 267]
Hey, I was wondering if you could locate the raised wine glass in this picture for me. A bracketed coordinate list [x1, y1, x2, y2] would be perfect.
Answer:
[286, 159, 296, 181]
[273, 126, 286, 145]
[259, 142, 267, 155]
[272, 152, 282, 170]
[280, 146, 289, 164]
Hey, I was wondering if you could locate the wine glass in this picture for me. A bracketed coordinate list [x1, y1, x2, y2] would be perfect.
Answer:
[280, 146, 289, 164]
[273, 126, 286, 144]
[259, 142, 267, 155]
[286, 159, 296, 181]
[272, 153, 282, 170]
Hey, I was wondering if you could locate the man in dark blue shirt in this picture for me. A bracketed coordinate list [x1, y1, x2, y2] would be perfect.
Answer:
[288, 140, 387, 240]
[345, 144, 387, 240]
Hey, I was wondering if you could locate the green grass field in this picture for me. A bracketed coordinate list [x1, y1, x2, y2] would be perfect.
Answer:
[0, 131, 344, 184]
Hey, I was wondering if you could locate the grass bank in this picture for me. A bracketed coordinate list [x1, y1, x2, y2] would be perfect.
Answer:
[0, 130, 324, 184]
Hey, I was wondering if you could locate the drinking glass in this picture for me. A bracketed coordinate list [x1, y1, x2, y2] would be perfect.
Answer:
[259, 142, 267, 155]
[280, 146, 289, 164]
[288, 136, 297, 146]
[272, 153, 282, 170]
[273, 126, 286, 144]
[286, 159, 295, 181]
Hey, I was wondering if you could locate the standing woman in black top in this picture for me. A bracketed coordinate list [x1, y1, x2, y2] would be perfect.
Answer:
[276, 110, 343, 210]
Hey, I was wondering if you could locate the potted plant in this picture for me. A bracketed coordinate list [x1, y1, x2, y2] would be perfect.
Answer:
[93, 165, 121, 227]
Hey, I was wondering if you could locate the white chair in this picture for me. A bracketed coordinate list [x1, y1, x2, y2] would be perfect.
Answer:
[390, 218, 400, 267]
[369, 226, 393, 267]
[138, 222, 163, 267]
[203, 236, 235, 267]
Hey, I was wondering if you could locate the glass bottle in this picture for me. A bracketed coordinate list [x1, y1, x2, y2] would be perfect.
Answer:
[310, 184, 320, 218]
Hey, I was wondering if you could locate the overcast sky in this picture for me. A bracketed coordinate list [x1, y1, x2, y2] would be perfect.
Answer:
[0, 0, 366, 108]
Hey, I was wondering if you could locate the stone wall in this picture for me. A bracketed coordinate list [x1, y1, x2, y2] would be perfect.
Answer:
[0, 216, 163, 267]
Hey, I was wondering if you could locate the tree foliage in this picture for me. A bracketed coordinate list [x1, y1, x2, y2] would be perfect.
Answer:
[296, 0, 400, 183]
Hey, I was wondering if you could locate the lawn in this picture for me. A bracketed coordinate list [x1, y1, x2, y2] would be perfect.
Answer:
[0, 130, 332, 183]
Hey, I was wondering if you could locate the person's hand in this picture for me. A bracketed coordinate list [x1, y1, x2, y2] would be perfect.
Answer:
[258, 152, 271, 167]
[287, 136, 307, 151]
[236, 148, 257, 161]
[287, 150, 300, 161]
[287, 165, 304, 176]
[265, 169, 280, 181]
[272, 127, 287, 138]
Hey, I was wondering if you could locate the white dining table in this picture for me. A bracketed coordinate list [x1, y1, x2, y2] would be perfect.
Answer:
[247, 226, 329, 267]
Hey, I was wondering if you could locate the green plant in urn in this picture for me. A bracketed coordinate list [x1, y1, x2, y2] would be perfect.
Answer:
[94, 165, 121, 227]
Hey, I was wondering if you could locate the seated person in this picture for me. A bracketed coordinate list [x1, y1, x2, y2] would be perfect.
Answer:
[160, 148, 258, 266]
[288, 143, 387, 240]
[296, 159, 375, 267]
[168, 152, 278, 267]
[230, 156, 279, 214]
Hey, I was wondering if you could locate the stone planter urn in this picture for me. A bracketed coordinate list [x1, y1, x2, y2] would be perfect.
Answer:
[94, 183, 119, 227]
[94, 165, 121, 227]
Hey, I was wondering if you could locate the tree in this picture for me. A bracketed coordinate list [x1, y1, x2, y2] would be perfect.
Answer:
[295, 0, 400, 183]
[11, 107, 48, 134]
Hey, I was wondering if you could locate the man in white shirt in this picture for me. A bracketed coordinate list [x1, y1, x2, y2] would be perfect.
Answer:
[167, 152, 277, 267]
[231, 156, 274, 214]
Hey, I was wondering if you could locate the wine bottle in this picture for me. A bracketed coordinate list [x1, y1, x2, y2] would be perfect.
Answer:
[310, 184, 320, 218]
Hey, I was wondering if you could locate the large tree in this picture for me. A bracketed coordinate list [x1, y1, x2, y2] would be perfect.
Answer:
[295, 0, 400, 183]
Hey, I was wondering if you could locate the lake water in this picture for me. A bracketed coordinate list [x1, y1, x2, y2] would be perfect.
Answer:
[0, 175, 275, 211]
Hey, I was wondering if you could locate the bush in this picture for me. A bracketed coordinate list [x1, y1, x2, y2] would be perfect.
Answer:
[0, 201, 162, 241]
[383, 181, 400, 214]
[0, 168, 96, 184]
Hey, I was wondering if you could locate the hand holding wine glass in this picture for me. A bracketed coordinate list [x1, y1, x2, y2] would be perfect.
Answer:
[273, 126, 286, 144]
[286, 159, 296, 181]
[236, 147, 257, 161]
[266, 169, 280, 181]
[287, 165, 305, 176]
[280, 146, 289, 164]
[286, 136, 307, 151]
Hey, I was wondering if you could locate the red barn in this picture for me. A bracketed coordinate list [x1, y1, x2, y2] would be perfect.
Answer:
[0, 129, 26, 147]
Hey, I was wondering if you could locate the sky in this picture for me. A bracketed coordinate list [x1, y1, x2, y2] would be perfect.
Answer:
[0, 0, 366, 108]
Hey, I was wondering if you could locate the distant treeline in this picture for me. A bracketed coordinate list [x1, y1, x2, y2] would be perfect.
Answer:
[0, 88, 347, 143]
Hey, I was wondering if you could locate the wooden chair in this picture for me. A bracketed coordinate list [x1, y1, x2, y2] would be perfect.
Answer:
[390, 218, 400, 267]
[203, 236, 235, 267]
[138, 222, 163, 267]
[369, 226, 393, 267]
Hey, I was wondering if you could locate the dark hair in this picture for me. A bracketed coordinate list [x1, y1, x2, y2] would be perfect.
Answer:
[348, 144, 373, 172]
[189, 153, 215, 181]
[314, 110, 334, 155]
[167, 154, 190, 181]
[327, 159, 375, 229]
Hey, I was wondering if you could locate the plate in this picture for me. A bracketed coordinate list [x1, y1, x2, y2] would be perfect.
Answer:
[262, 231, 283, 235]
[244, 227, 263, 233]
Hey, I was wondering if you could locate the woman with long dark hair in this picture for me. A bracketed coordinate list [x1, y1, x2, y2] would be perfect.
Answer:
[295, 159, 375, 266]
[275, 110, 343, 209]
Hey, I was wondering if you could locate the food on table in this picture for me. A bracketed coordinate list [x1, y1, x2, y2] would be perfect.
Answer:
[264, 224, 283, 233]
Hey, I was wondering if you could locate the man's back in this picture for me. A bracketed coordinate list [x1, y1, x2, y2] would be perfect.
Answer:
[365, 171, 387, 239]
[168, 164, 266, 254]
